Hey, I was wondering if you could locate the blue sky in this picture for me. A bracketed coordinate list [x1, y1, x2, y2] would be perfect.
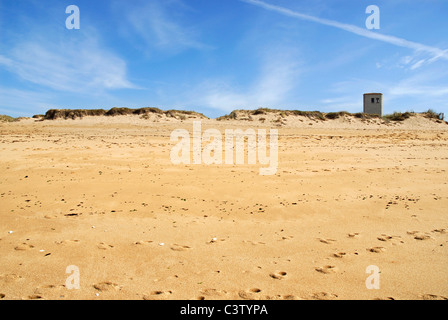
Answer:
[0, 0, 447, 118]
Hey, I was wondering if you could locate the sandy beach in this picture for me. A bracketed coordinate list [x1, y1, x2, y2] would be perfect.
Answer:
[1, 112, 447, 300]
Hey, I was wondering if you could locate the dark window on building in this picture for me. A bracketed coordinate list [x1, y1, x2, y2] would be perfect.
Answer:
[376, 98, 380, 103]
[371, 98, 375, 103]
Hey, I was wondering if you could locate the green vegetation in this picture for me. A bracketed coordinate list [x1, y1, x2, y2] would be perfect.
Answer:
[352, 112, 380, 119]
[0, 115, 18, 122]
[216, 108, 444, 123]
[9, 107, 445, 124]
[217, 110, 238, 121]
[44, 109, 107, 120]
[325, 111, 350, 120]
[423, 109, 444, 120]
[43, 107, 207, 120]
[252, 108, 270, 115]
[288, 110, 325, 120]
[383, 111, 415, 122]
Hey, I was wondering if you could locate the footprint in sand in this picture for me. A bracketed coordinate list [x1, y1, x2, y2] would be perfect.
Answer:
[243, 240, 266, 246]
[44, 214, 58, 219]
[311, 292, 338, 300]
[270, 294, 300, 300]
[367, 246, 386, 253]
[93, 282, 121, 292]
[421, 294, 448, 300]
[333, 252, 347, 258]
[170, 244, 191, 251]
[318, 238, 336, 244]
[206, 238, 226, 244]
[143, 290, 173, 300]
[0, 274, 25, 285]
[0, 293, 5, 299]
[347, 233, 360, 238]
[33, 284, 65, 297]
[14, 243, 35, 251]
[134, 240, 153, 245]
[315, 265, 338, 274]
[97, 242, 114, 250]
[238, 288, 263, 300]
[55, 240, 80, 245]
[269, 271, 287, 280]
[200, 288, 228, 299]
[432, 228, 447, 234]
[377, 234, 404, 244]
[407, 231, 433, 240]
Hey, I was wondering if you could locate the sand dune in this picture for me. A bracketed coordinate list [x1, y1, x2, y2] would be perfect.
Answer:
[0, 110, 447, 300]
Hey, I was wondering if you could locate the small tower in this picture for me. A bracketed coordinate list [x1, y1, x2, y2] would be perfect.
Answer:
[363, 93, 383, 116]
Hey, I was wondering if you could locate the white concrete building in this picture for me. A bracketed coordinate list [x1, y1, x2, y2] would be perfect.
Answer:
[363, 93, 383, 116]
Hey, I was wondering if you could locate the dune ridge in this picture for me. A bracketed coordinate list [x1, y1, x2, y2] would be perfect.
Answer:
[2, 108, 446, 131]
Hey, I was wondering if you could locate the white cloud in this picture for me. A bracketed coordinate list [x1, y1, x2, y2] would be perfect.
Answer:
[388, 78, 448, 97]
[0, 30, 136, 93]
[0, 55, 13, 67]
[185, 49, 301, 112]
[119, 0, 210, 55]
[242, 0, 448, 67]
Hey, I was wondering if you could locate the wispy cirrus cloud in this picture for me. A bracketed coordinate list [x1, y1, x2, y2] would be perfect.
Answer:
[117, 0, 211, 55]
[186, 48, 302, 112]
[241, 0, 448, 69]
[388, 69, 448, 97]
[0, 30, 136, 92]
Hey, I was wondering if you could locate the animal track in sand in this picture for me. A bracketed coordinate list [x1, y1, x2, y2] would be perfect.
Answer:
[269, 271, 287, 280]
[170, 244, 191, 251]
[407, 231, 433, 240]
[432, 228, 447, 234]
[315, 265, 338, 274]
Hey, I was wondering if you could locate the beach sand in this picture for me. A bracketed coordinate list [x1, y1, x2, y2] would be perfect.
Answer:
[0, 114, 447, 300]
